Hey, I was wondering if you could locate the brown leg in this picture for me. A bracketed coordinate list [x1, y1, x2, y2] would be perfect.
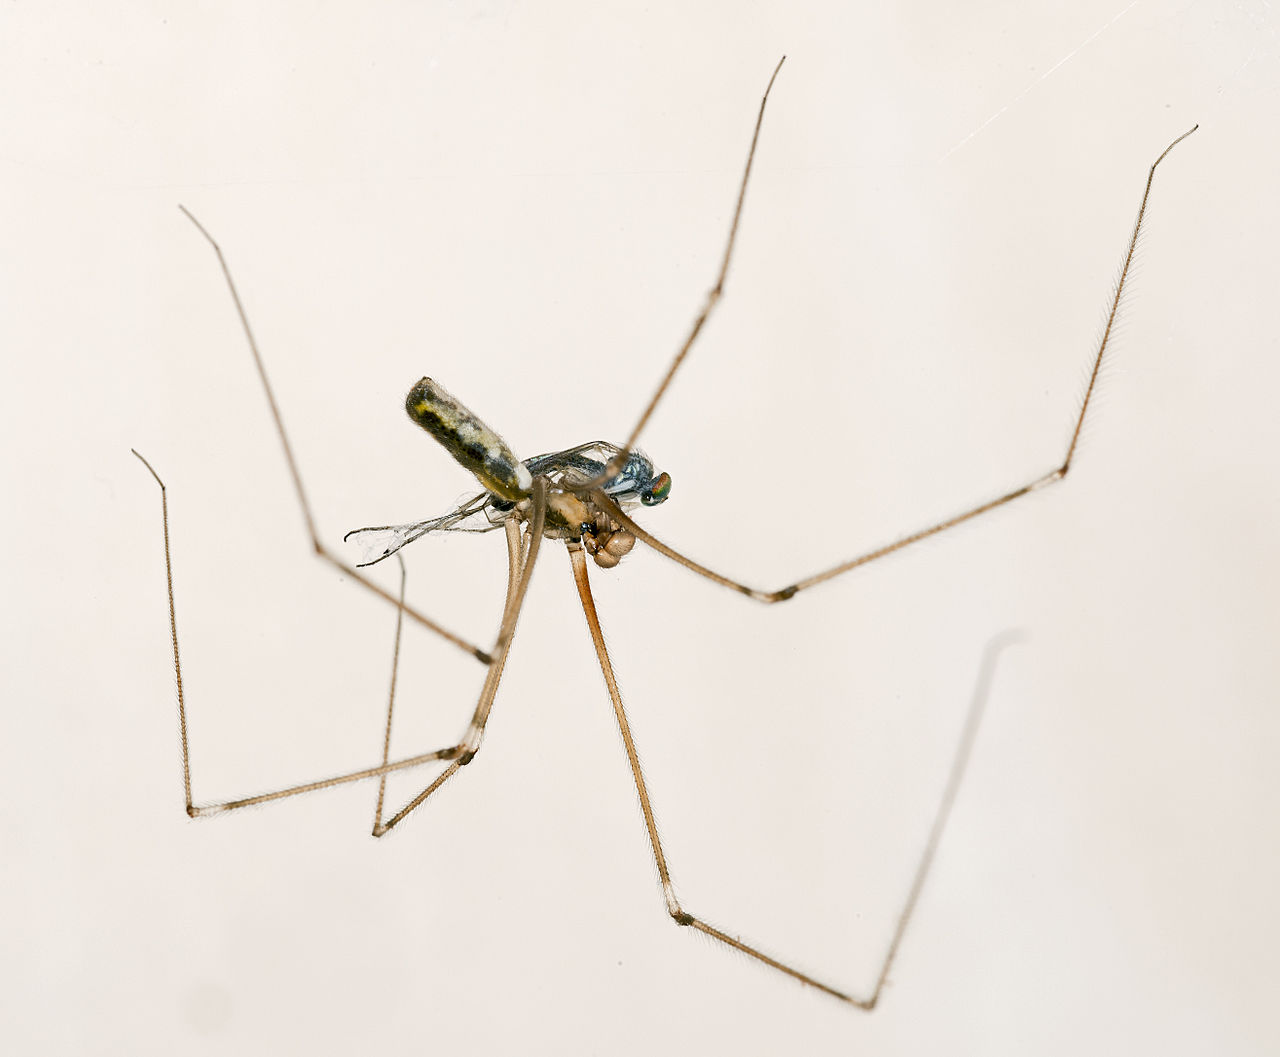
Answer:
[595, 127, 1197, 603]
[135, 448, 546, 827]
[372, 479, 548, 835]
[585, 56, 785, 487]
[570, 540, 1019, 1007]
[176, 205, 490, 662]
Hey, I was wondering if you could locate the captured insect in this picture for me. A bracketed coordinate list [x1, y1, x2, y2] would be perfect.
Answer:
[135, 58, 1196, 1007]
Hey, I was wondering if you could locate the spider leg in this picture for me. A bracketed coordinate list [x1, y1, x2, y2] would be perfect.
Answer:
[569, 541, 1019, 1006]
[133, 452, 468, 817]
[134, 452, 545, 825]
[598, 127, 1198, 603]
[177, 205, 489, 663]
[587, 56, 785, 486]
[372, 479, 548, 836]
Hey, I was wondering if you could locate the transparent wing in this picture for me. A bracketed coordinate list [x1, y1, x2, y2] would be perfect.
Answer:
[524, 442, 663, 505]
[343, 441, 668, 567]
[343, 491, 507, 567]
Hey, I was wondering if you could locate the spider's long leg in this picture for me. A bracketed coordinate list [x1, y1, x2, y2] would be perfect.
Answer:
[570, 542, 1015, 1007]
[133, 449, 464, 818]
[371, 554, 409, 831]
[589, 56, 784, 484]
[372, 479, 548, 836]
[177, 206, 489, 664]
[600, 126, 1198, 604]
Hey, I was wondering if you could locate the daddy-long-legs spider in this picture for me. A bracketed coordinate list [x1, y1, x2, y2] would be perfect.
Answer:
[136, 58, 1196, 1008]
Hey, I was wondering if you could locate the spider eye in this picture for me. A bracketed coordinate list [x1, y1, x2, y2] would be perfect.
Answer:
[640, 471, 671, 506]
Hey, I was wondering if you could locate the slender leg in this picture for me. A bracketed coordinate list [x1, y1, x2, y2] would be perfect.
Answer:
[372, 478, 549, 835]
[584, 57, 785, 487]
[176, 206, 490, 664]
[371, 554, 409, 833]
[570, 541, 1017, 1007]
[134, 448, 545, 825]
[133, 449, 459, 816]
[590, 126, 1198, 603]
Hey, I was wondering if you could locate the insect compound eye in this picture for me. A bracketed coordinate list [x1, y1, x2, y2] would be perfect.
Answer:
[640, 471, 672, 506]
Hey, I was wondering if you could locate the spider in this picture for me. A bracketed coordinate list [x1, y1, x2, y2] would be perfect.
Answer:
[135, 57, 1195, 1008]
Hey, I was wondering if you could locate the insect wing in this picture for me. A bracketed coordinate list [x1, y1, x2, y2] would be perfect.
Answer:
[343, 493, 502, 566]
[522, 442, 659, 503]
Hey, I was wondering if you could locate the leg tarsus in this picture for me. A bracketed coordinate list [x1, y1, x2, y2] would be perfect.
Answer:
[582, 57, 786, 486]
[861, 630, 1024, 1009]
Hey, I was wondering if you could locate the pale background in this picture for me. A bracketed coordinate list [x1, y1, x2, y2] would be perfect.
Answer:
[3, 3, 1277, 1055]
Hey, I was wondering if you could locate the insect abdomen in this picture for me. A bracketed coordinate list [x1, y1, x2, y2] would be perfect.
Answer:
[405, 378, 533, 503]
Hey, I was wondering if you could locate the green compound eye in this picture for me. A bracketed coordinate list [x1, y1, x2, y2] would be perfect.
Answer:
[640, 471, 672, 506]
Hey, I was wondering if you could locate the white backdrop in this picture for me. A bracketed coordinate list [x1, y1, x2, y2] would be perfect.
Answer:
[3, 3, 1277, 1055]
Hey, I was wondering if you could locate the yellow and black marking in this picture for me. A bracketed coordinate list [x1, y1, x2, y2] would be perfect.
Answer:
[405, 378, 533, 503]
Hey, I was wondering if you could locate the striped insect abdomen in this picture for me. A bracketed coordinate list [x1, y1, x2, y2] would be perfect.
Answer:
[405, 378, 533, 503]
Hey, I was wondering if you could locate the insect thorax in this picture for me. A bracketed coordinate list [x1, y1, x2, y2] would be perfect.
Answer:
[403, 377, 670, 569]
